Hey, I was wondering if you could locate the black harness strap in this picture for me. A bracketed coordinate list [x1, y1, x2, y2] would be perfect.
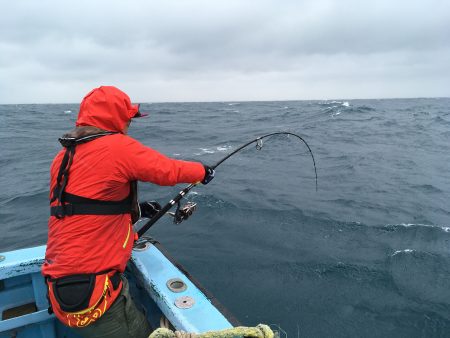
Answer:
[50, 192, 133, 217]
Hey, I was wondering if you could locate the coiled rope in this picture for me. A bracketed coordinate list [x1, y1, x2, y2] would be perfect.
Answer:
[148, 324, 274, 338]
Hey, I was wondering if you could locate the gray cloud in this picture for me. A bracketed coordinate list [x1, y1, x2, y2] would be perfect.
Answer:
[1, 0, 449, 103]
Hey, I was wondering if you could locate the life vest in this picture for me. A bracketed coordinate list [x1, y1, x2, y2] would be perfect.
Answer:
[50, 129, 140, 223]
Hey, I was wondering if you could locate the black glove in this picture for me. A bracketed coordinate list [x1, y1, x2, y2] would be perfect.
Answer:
[202, 165, 215, 185]
[139, 201, 162, 219]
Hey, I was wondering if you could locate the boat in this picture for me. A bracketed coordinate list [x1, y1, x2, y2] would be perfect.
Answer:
[0, 236, 273, 338]
[0, 131, 312, 337]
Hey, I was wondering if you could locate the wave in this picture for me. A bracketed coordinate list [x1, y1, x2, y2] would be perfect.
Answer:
[391, 249, 415, 256]
[385, 223, 450, 233]
[353, 105, 375, 112]
[193, 145, 233, 155]
[411, 184, 443, 194]
[0, 190, 49, 206]
[388, 250, 450, 305]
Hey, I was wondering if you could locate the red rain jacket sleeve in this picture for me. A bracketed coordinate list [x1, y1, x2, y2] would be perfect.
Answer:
[112, 135, 205, 185]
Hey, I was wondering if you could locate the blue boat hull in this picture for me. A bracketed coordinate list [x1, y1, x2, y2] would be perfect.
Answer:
[0, 237, 235, 337]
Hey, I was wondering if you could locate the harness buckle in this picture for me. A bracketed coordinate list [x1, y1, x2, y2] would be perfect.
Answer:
[52, 204, 73, 218]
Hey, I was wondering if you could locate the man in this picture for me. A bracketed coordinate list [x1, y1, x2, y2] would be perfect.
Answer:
[42, 86, 214, 338]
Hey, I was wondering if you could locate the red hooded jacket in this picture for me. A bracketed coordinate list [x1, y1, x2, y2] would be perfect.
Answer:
[42, 86, 205, 278]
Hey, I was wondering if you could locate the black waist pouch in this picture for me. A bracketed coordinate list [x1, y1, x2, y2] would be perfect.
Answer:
[52, 274, 96, 312]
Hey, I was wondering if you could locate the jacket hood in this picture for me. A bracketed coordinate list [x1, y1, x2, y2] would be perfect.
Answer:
[76, 86, 139, 134]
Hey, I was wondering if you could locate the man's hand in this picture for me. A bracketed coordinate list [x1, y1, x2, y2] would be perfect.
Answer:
[139, 201, 162, 219]
[202, 165, 215, 185]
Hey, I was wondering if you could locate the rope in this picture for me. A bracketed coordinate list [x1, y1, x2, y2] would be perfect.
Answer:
[160, 316, 172, 329]
[148, 324, 274, 338]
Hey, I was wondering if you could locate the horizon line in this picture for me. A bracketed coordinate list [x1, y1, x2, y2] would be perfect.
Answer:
[0, 96, 449, 105]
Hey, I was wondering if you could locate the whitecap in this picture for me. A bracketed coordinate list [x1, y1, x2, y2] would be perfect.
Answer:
[64, 110, 72, 114]
[200, 148, 215, 154]
[216, 145, 232, 152]
[342, 101, 350, 107]
[194, 148, 216, 155]
[391, 223, 450, 233]
[331, 110, 342, 117]
[323, 105, 339, 111]
[392, 249, 414, 256]
[194, 146, 233, 155]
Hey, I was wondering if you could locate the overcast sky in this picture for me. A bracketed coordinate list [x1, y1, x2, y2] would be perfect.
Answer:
[1, 0, 449, 103]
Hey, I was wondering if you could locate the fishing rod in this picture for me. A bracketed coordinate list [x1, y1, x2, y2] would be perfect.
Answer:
[137, 132, 317, 237]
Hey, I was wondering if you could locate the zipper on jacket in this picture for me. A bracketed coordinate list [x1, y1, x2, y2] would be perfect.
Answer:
[122, 222, 131, 249]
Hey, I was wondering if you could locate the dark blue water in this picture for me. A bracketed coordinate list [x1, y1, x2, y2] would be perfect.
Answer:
[1, 98, 449, 337]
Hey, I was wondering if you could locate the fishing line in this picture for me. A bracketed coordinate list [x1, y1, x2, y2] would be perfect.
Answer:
[211, 132, 318, 191]
[137, 131, 318, 237]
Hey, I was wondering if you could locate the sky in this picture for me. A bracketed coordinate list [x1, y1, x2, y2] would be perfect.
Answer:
[0, 0, 449, 103]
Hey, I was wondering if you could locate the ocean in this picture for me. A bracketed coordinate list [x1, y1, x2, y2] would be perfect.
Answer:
[1, 98, 449, 337]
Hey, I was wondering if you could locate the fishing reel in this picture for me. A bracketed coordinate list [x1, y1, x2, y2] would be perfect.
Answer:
[167, 201, 197, 224]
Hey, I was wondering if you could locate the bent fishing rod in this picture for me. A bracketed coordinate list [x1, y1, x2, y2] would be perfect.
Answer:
[137, 132, 317, 237]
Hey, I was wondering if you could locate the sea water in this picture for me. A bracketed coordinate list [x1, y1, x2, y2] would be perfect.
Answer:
[1, 98, 449, 337]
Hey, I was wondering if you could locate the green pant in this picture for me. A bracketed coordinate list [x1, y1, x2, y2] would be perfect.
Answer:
[72, 276, 152, 338]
